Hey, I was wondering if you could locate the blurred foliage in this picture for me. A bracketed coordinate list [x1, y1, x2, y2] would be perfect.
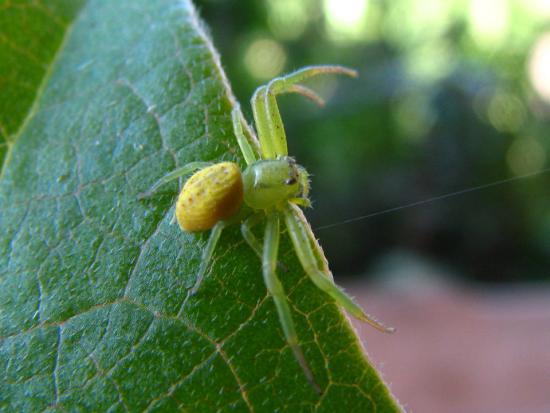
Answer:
[196, 0, 550, 283]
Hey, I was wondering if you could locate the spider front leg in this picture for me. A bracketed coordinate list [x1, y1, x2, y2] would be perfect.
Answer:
[263, 213, 320, 394]
[250, 85, 326, 159]
[190, 221, 226, 295]
[289, 204, 331, 279]
[251, 65, 358, 159]
[231, 107, 259, 166]
[251, 86, 277, 159]
[283, 203, 395, 333]
[137, 161, 213, 199]
[241, 214, 286, 272]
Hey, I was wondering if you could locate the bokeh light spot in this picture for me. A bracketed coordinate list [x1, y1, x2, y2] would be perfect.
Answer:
[406, 40, 454, 82]
[526, 0, 550, 17]
[528, 32, 550, 103]
[267, 0, 310, 40]
[244, 38, 287, 80]
[323, 0, 369, 42]
[506, 136, 546, 176]
[487, 92, 526, 133]
[469, 0, 509, 47]
[394, 94, 435, 141]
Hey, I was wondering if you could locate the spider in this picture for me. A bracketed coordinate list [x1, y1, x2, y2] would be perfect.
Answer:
[139, 65, 394, 393]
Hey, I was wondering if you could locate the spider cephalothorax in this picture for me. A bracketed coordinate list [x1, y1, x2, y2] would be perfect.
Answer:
[242, 157, 310, 209]
[140, 66, 393, 394]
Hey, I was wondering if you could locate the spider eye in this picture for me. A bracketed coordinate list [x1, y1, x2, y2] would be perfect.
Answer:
[285, 177, 297, 185]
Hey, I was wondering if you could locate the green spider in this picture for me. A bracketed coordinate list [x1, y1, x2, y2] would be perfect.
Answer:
[140, 65, 394, 392]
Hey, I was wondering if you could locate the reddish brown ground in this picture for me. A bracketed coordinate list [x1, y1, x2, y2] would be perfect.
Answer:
[347, 276, 550, 413]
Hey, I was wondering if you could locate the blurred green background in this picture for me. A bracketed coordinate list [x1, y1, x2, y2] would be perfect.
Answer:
[196, 0, 550, 284]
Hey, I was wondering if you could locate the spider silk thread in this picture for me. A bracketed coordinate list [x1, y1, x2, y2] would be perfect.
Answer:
[316, 167, 550, 231]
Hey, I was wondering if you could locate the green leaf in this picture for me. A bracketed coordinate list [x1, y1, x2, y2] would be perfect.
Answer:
[0, 1, 402, 411]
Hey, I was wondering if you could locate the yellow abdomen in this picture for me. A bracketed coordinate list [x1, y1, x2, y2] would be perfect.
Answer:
[176, 162, 243, 232]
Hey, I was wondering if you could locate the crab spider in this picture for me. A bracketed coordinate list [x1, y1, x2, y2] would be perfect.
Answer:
[139, 66, 394, 393]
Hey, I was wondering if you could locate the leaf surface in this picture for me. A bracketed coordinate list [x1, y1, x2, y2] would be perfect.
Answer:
[0, 1, 402, 411]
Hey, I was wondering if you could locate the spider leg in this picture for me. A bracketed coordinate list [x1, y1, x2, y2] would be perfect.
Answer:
[282, 204, 395, 333]
[137, 161, 213, 199]
[263, 213, 320, 394]
[263, 83, 288, 157]
[190, 221, 226, 295]
[232, 106, 259, 165]
[287, 84, 326, 107]
[289, 197, 312, 209]
[241, 213, 264, 258]
[241, 213, 288, 272]
[251, 86, 277, 159]
[289, 203, 331, 278]
[268, 65, 358, 95]
[262, 65, 358, 158]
